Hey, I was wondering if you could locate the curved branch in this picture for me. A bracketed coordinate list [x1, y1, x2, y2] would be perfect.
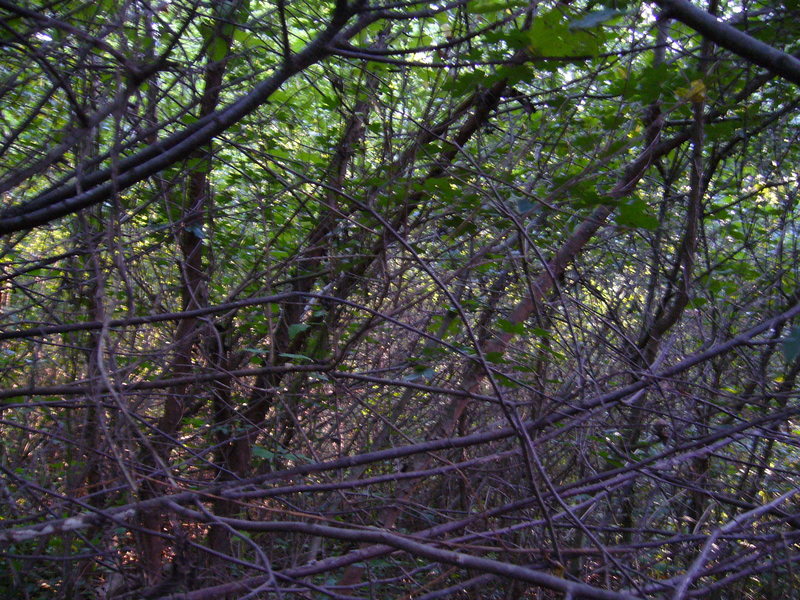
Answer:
[0, 4, 372, 235]
[652, 0, 800, 86]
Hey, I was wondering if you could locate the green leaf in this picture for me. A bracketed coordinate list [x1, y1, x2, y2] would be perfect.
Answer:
[617, 198, 659, 229]
[497, 374, 519, 388]
[516, 197, 535, 214]
[485, 351, 505, 363]
[404, 366, 435, 381]
[569, 9, 628, 31]
[234, 30, 265, 50]
[470, 0, 527, 14]
[278, 352, 313, 362]
[528, 9, 600, 57]
[284, 451, 311, 464]
[185, 224, 206, 239]
[209, 37, 229, 62]
[0, 17, 23, 42]
[186, 156, 209, 171]
[633, 64, 680, 104]
[288, 323, 311, 340]
[497, 318, 525, 335]
[782, 326, 800, 362]
[687, 297, 707, 308]
[442, 69, 490, 95]
[252, 447, 275, 459]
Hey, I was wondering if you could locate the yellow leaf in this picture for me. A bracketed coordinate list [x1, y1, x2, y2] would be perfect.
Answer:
[677, 79, 707, 103]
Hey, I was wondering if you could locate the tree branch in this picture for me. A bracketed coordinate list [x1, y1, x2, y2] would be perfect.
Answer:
[652, 0, 800, 86]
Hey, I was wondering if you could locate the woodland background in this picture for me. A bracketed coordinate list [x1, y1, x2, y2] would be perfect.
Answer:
[0, 0, 800, 598]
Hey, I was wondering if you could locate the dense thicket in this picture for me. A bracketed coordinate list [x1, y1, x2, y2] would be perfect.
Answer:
[1, 0, 800, 598]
